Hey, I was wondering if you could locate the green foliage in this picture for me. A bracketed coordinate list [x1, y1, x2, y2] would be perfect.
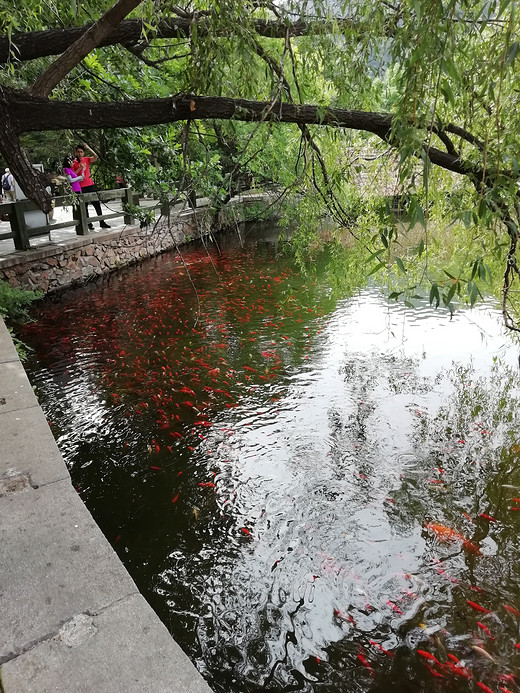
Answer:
[0, 280, 40, 321]
[0, 281, 40, 358]
[121, 202, 155, 227]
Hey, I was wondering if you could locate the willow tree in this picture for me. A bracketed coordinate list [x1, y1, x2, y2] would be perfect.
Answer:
[0, 0, 519, 326]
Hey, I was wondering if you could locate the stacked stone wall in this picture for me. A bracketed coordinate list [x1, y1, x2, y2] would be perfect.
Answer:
[0, 210, 211, 294]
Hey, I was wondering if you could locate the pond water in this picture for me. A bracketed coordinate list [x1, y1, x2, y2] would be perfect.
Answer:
[19, 225, 520, 692]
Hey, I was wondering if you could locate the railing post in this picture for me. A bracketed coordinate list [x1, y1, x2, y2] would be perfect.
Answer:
[123, 187, 134, 225]
[9, 202, 30, 251]
[73, 198, 89, 235]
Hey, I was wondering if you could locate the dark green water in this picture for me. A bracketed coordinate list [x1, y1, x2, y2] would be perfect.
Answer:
[19, 227, 520, 692]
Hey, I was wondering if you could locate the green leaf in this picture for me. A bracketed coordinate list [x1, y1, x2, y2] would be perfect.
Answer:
[368, 261, 385, 276]
[469, 281, 479, 307]
[429, 282, 440, 308]
[416, 204, 426, 228]
[395, 257, 406, 274]
[417, 238, 425, 257]
[506, 41, 519, 67]
[367, 249, 384, 262]
[446, 283, 457, 305]
[442, 57, 460, 82]
[440, 80, 455, 106]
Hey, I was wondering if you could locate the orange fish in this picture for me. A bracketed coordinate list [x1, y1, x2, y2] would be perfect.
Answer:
[503, 604, 520, 617]
[425, 522, 481, 554]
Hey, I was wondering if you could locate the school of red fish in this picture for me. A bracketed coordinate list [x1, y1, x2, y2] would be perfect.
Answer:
[21, 242, 520, 692]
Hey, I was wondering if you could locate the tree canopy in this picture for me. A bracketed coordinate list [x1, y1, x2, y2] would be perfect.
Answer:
[1, 0, 520, 327]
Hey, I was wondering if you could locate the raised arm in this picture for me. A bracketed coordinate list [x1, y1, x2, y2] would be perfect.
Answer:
[83, 142, 99, 163]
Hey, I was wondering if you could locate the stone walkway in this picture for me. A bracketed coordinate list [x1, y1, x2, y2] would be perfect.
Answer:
[0, 317, 212, 692]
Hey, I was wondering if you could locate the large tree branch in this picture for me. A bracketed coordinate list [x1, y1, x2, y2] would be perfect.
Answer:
[1, 87, 499, 212]
[1, 17, 363, 65]
[8, 90, 479, 178]
[30, 0, 143, 97]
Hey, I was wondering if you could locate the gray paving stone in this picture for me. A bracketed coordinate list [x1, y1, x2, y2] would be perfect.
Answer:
[0, 478, 137, 663]
[0, 405, 69, 488]
[1, 593, 213, 693]
[0, 319, 18, 364]
[0, 360, 38, 413]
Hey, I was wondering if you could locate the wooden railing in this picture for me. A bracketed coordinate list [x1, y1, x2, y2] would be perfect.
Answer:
[0, 187, 278, 252]
[0, 187, 161, 251]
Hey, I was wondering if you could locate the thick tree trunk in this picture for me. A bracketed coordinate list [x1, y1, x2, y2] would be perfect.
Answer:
[0, 90, 52, 211]
[0, 17, 359, 64]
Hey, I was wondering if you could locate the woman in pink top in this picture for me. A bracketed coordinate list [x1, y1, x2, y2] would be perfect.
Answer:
[62, 156, 84, 192]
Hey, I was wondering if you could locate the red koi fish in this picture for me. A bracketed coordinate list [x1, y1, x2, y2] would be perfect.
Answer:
[476, 683, 494, 693]
[467, 600, 492, 614]
[387, 601, 402, 614]
[240, 527, 252, 536]
[424, 663, 443, 678]
[479, 513, 497, 522]
[441, 661, 472, 679]
[477, 622, 494, 639]
[503, 604, 520, 617]
[172, 493, 179, 503]
[357, 649, 374, 677]
[198, 482, 216, 489]
[425, 522, 481, 554]
[369, 640, 394, 657]
[417, 650, 440, 664]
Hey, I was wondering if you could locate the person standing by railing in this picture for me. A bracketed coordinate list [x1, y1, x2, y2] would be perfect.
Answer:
[72, 143, 111, 230]
[62, 156, 84, 192]
[1, 168, 16, 202]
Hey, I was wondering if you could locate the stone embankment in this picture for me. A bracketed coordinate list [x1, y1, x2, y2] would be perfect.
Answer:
[0, 207, 213, 294]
